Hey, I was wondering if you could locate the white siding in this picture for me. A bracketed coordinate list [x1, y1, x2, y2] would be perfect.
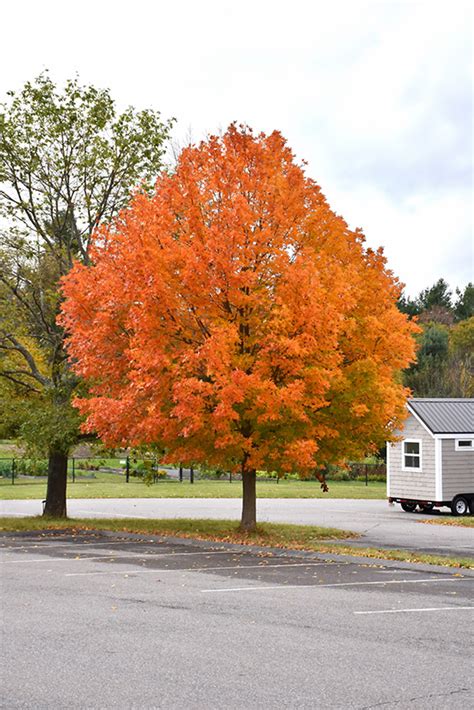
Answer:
[388, 415, 436, 499]
[441, 439, 474, 500]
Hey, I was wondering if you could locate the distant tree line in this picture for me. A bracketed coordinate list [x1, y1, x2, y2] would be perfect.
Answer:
[398, 279, 473, 397]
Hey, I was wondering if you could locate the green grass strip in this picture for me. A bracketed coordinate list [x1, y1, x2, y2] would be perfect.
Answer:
[0, 517, 471, 569]
[420, 517, 474, 528]
[0, 478, 386, 499]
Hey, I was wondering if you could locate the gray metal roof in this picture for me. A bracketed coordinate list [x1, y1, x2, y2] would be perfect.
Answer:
[408, 398, 474, 435]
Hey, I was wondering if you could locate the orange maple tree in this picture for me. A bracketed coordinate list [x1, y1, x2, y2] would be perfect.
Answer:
[60, 125, 418, 530]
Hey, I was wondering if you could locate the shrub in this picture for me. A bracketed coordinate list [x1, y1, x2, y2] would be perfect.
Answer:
[0, 460, 14, 477]
[75, 459, 106, 471]
[16, 459, 48, 476]
[143, 467, 169, 485]
[198, 466, 228, 480]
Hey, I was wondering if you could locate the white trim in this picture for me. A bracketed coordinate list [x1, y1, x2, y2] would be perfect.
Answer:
[435, 433, 474, 440]
[402, 439, 422, 472]
[386, 441, 391, 497]
[406, 404, 435, 437]
[435, 437, 442, 500]
[455, 439, 474, 451]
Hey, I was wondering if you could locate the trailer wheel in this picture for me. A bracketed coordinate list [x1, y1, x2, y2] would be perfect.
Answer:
[401, 501, 417, 513]
[419, 503, 434, 513]
[451, 496, 469, 516]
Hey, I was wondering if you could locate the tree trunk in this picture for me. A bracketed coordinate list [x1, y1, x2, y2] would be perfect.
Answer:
[240, 466, 257, 532]
[43, 449, 68, 518]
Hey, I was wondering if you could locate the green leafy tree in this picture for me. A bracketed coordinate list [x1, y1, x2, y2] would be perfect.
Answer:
[449, 317, 474, 396]
[404, 321, 473, 397]
[417, 278, 453, 311]
[404, 324, 449, 396]
[0, 72, 173, 516]
[454, 282, 474, 321]
[397, 294, 420, 318]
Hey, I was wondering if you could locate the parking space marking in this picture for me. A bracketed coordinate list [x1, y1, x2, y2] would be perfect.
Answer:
[201, 577, 471, 593]
[354, 606, 474, 615]
[0, 549, 256, 565]
[63, 561, 338, 577]
[0, 555, 116, 564]
[0, 541, 168, 550]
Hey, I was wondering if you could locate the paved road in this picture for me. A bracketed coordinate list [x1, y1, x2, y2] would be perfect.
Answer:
[1, 529, 473, 709]
[2, 498, 472, 558]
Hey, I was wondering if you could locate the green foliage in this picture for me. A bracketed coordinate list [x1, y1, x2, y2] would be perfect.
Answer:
[454, 283, 474, 321]
[0, 458, 48, 477]
[14, 395, 83, 457]
[417, 278, 453, 311]
[15, 459, 49, 476]
[0, 72, 174, 260]
[398, 279, 473, 325]
[404, 321, 473, 397]
[418, 324, 449, 361]
[397, 294, 420, 318]
[0, 459, 14, 477]
[143, 468, 168, 486]
[0, 72, 173, 489]
[450, 317, 474, 358]
[74, 459, 107, 471]
[199, 466, 229, 480]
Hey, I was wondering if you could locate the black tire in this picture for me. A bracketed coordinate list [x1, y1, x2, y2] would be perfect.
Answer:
[419, 502, 434, 513]
[401, 501, 417, 513]
[451, 496, 469, 516]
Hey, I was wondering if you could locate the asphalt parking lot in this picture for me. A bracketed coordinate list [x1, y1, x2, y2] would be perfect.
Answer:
[1, 530, 473, 709]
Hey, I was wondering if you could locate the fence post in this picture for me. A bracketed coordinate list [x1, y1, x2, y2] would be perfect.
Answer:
[229, 470, 232, 483]
[126, 456, 130, 483]
[179, 465, 183, 482]
[190, 466, 194, 484]
[11, 458, 15, 485]
[365, 464, 368, 487]
[72, 457, 76, 483]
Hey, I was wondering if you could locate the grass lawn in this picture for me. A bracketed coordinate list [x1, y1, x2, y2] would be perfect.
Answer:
[0, 516, 471, 569]
[421, 517, 474, 528]
[0, 474, 386, 500]
[0, 440, 22, 457]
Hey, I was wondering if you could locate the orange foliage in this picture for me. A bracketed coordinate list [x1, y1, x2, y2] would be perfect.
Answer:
[60, 125, 418, 475]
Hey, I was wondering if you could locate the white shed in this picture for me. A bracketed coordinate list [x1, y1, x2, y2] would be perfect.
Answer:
[387, 398, 474, 515]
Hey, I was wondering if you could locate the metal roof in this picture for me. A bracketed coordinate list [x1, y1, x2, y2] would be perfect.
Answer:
[408, 398, 474, 435]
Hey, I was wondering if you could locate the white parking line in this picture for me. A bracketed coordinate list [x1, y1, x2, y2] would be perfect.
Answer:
[1, 556, 115, 564]
[354, 606, 474, 615]
[200, 577, 470, 593]
[0, 541, 166, 550]
[0, 549, 251, 564]
[64, 561, 336, 577]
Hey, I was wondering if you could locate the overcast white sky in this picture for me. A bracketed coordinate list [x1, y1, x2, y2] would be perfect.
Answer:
[2, 0, 472, 297]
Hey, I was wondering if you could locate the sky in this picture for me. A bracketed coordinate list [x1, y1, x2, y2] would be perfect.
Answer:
[1, 0, 472, 298]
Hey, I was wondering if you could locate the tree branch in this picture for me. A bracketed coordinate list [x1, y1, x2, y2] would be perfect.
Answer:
[0, 336, 50, 387]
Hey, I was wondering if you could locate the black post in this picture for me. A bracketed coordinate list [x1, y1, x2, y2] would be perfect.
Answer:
[11, 459, 15, 485]
[190, 467, 194, 484]
[179, 465, 183, 482]
[365, 464, 368, 487]
[229, 470, 232, 484]
[72, 457, 76, 483]
[126, 456, 130, 483]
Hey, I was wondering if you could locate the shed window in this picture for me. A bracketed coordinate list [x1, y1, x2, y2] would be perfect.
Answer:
[455, 439, 473, 451]
[403, 440, 421, 471]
